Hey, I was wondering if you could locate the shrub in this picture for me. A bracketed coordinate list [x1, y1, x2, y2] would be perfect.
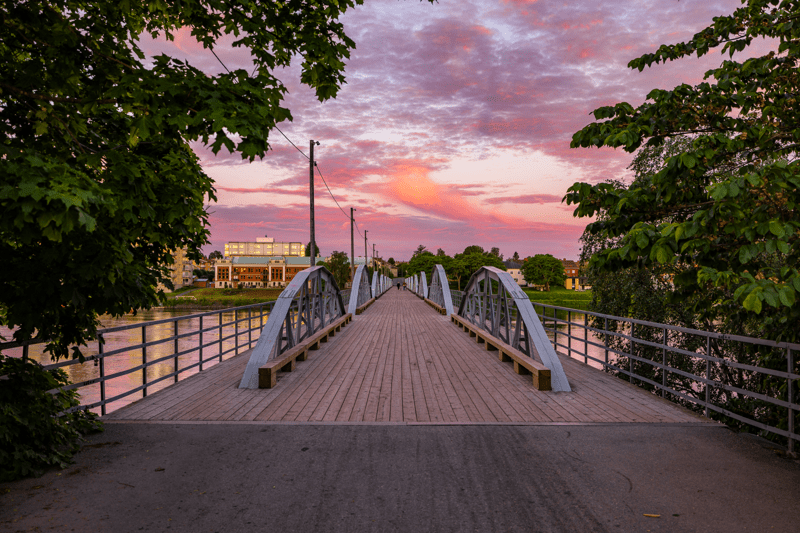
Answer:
[0, 354, 103, 481]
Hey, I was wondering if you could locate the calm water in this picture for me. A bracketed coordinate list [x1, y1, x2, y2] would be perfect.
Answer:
[1, 307, 269, 414]
[2, 306, 611, 416]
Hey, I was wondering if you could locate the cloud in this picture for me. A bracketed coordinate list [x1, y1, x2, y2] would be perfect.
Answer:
[161, 0, 762, 260]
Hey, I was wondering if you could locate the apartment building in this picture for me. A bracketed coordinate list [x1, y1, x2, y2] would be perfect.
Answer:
[215, 256, 312, 288]
[157, 247, 194, 292]
[562, 258, 590, 290]
[224, 236, 305, 257]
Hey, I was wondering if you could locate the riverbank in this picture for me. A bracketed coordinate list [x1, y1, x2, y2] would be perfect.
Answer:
[160, 287, 281, 310]
[524, 286, 592, 311]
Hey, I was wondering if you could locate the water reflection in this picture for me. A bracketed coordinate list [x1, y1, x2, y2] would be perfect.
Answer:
[2, 306, 613, 416]
[1, 307, 270, 415]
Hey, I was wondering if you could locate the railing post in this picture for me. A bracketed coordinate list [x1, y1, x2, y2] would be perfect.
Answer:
[199, 316, 204, 372]
[662, 328, 667, 398]
[99, 334, 106, 416]
[583, 312, 588, 365]
[604, 317, 609, 368]
[248, 308, 253, 348]
[142, 326, 148, 398]
[173, 320, 179, 383]
[553, 307, 558, 348]
[789, 348, 795, 456]
[235, 309, 239, 355]
[629, 322, 634, 383]
[567, 310, 572, 357]
[218, 311, 223, 362]
[705, 336, 711, 417]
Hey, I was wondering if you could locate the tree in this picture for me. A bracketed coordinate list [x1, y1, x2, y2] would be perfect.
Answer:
[1, 0, 422, 360]
[565, 0, 800, 341]
[450, 250, 506, 290]
[522, 255, 566, 291]
[412, 244, 428, 258]
[512, 251, 520, 262]
[388, 257, 395, 265]
[489, 247, 502, 259]
[407, 251, 450, 284]
[436, 248, 446, 257]
[326, 251, 350, 289]
[305, 242, 321, 257]
[208, 250, 223, 261]
[462, 245, 485, 255]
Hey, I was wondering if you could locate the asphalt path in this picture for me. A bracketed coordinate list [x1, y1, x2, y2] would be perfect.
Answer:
[2, 422, 799, 532]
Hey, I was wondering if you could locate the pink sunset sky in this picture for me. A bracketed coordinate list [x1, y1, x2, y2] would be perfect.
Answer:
[145, 0, 765, 262]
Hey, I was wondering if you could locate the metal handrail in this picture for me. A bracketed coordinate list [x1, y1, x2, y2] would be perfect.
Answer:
[428, 265, 454, 316]
[348, 264, 372, 314]
[529, 300, 800, 452]
[240, 266, 346, 389]
[457, 267, 571, 392]
[3, 301, 277, 415]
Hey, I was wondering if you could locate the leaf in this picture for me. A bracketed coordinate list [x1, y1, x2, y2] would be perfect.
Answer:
[768, 221, 784, 237]
[743, 290, 762, 314]
[779, 287, 795, 307]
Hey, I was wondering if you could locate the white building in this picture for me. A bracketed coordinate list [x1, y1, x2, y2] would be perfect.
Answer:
[224, 236, 305, 257]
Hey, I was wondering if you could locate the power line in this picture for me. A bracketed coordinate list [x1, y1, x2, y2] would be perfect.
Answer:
[210, 47, 364, 240]
[314, 162, 363, 238]
[275, 126, 309, 160]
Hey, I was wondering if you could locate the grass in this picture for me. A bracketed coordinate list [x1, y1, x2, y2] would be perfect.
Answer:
[162, 287, 282, 308]
[523, 286, 593, 312]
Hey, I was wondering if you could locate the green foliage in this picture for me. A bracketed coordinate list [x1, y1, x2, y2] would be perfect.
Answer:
[522, 254, 566, 291]
[0, 355, 102, 481]
[524, 286, 593, 311]
[580, 152, 798, 443]
[450, 249, 506, 290]
[2, 0, 439, 361]
[208, 250, 223, 261]
[406, 251, 450, 284]
[327, 251, 351, 289]
[565, 0, 800, 341]
[412, 244, 428, 258]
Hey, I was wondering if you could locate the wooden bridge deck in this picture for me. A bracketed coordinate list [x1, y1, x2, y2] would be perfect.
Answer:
[105, 289, 710, 424]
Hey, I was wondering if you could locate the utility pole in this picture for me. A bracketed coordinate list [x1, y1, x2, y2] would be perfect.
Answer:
[350, 208, 356, 284]
[373, 244, 376, 271]
[364, 230, 368, 275]
[309, 140, 319, 267]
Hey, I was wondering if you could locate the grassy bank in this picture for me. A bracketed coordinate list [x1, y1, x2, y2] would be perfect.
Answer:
[524, 286, 593, 312]
[162, 288, 282, 309]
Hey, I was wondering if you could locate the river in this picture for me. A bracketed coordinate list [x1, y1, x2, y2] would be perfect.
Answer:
[2, 307, 612, 415]
[1, 307, 268, 414]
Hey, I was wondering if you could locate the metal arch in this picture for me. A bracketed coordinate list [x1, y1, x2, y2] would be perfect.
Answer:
[419, 272, 428, 298]
[239, 266, 345, 389]
[428, 264, 454, 316]
[371, 271, 379, 296]
[457, 266, 571, 392]
[348, 264, 372, 314]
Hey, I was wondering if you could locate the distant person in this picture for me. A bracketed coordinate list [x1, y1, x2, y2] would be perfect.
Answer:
[396, 282, 400, 290]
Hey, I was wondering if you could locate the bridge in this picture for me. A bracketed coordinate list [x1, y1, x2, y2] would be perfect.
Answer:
[103, 265, 703, 425]
[5, 264, 800, 532]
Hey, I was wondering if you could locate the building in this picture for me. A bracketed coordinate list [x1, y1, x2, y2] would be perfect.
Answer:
[561, 259, 589, 290]
[224, 236, 305, 257]
[158, 248, 195, 292]
[503, 260, 526, 286]
[214, 256, 312, 289]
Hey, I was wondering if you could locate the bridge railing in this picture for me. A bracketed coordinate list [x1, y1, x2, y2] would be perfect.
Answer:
[457, 267, 571, 391]
[427, 265, 454, 316]
[348, 264, 372, 314]
[240, 266, 346, 388]
[1, 301, 277, 415]
[531, 301, 800, 453]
